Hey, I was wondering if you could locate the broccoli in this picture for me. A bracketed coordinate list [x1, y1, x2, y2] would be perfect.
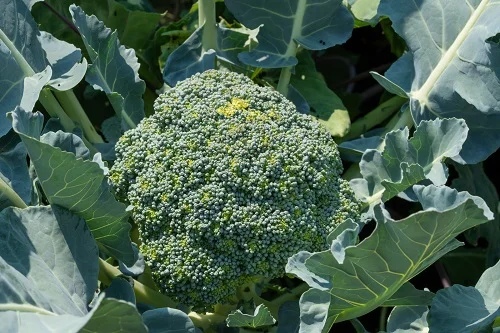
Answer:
[110, 70, 360, 309]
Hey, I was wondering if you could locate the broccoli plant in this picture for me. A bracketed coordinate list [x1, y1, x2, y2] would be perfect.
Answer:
[0, 0, 499, 333]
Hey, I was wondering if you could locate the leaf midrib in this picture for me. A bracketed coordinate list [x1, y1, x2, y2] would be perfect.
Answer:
[412, 0, 490, 105]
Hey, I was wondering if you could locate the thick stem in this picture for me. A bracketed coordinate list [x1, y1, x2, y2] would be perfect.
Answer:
[266, 282, 309, 316]
[277, 66, 293, 97]
[54, 90, 104, 143]
[199, 0, 217, 53]
[341, 96, 407, 142]
[98, 258, 177, 308]
[38, 89, 76, 133]
[0, 177, 28, 209]
[378, 306, 388, 332]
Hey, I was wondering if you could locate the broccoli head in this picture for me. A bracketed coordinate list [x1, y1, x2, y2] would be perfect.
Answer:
[110, 70, 360, 309]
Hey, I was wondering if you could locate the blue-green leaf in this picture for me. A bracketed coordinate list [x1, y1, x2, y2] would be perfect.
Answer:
[350, 118, 468, 215]
[348, 0, 380, 24]
[376, 0, 500, 163]
[225, 0, 354, 68]
[163, 26, 216, 86]
[0, 130, 30, 209]
[386, 306, 429, 333]
[452, 163, 500, 266]
[0, 205, 98, 315]
[9, 107, 136, 265]
[290, 51, 350, 137]
[277, 301, 300, 333]
[428, 260, 500, 333]
[119, 243, 145, 277]
[104, 278, 136, 304]
[0, 0, 52, 136]
[382, 283, 434, 307]
[163, 21, 256, 86]
[287, 185, 493, 330]
[69, 4, 145, 130]
[227, 304, 276, 328]
[142, 308, 197, 333]
[39, 31, 87, 91]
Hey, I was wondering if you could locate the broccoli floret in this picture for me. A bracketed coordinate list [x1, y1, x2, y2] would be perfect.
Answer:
[110, 70, 360, 309]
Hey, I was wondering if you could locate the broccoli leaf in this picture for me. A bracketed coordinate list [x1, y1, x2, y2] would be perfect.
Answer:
[163, 26, 217, 86]
[9, 107, 136, 265]
[290, 51, 351, 138]
[0, 130, 31, 209]
[386, 306, 429, 333]
[350, 118, 469, 216]
[428, 260, 500, 332]
[348, 0, 381, 25]
[69, 5, 145, 130]
[0, 0, 51, 137]
[142, 308, 197, 333]
[277, 301, 300, 333]
[0, 205, 98, 315]
[451, 162, 500, 266]
[287, 185, 493, 330]
[224, 0, 354, 68]
[32, 0, 161, 52]
[38, 31, 87, 91]
[375, 0, 500, 164]
[163, 21, 257, 86]
[227, 304, 276, 328]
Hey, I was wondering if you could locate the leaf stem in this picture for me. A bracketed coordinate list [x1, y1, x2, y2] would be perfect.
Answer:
[54, 90, 104, 143]
[277, 66, 293, 96]
[38, 88, 76, 133]
[378, 306, 388, 332]
[98, 258, 177, 308]
[341, 96, 407, 142]
[0, 177, 28, 209]
[199, 0, 217, 53]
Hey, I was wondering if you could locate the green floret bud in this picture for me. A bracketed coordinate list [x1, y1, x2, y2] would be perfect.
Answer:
[110, 70, 360, 310]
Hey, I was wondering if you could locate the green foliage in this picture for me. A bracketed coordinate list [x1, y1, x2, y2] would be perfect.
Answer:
[224, 0, 353, 68]
[10, 107, 136, 265]
[2, 0, 500, 332]
[350, 118, 469, 217]
[428, 260, 500, 332]
[70, 5, 146, 130]
[110, 70, 360, 309]
[290, 51, 351, 138]
[375, 0, 500, 164]
[287, 185, 493, 330]
[226, 304, 276, 328]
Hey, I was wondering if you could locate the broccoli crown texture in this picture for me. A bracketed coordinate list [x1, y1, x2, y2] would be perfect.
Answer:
[110, 70, 360, 309]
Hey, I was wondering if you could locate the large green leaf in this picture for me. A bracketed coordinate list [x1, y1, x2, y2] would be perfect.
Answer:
[227, 304, 276, 328]
[9, 107, 136, 265]
[32, 0, 161, 51]
[163, 20, 257, 86]
[375, 0, 500, 163]
[0, 0, 86, 137]
[286, 185, 493, 331]
[452, 163, 500, 266]
[428, 260, 500, 332]
[290, 51, 351, 137]
[350, 118, 468, 216]
[0, 0, 50, 136]
[0, 131, 30, 209]
[386, 306, 429, 333]
[348, 0, 380, 24]
[142, 308, 197, 333]
[224, 0, 354, 68]
[0, 206, 97, 316]
[69, 5, 145, 130]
